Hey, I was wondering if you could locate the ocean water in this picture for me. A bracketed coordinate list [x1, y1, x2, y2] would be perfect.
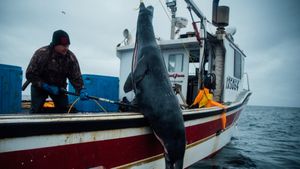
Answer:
[189, 106, 300, 169]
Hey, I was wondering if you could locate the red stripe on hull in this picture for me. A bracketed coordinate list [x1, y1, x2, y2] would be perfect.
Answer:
[186, 110, 241, 145]
[0, 110, 241, 169]
[0, 135, 162, 169]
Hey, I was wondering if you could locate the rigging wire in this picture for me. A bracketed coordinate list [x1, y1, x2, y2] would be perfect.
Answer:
[157, 0, 199, 72]
[158, 0, 171, 21]
[119, 1, 200, 75]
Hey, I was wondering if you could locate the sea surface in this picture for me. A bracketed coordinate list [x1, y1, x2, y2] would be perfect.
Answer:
[189, 106, 300, 169]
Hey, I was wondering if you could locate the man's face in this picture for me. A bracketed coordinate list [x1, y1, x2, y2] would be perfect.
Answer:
[54, 45, 69, 55]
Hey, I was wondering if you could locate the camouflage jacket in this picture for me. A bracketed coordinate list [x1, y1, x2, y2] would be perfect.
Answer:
[26, 45, 84, 93]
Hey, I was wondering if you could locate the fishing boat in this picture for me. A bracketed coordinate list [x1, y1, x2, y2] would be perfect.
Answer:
[0, 0, 251, 168]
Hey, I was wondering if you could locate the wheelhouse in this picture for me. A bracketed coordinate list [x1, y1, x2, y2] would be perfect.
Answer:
[117, 31, 247, 107]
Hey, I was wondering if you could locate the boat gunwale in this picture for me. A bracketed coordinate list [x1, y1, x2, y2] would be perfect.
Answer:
[0, 90, 251, 122]
[0, 90, 251, 139]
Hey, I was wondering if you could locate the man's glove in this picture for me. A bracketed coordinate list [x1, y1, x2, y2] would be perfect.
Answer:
[79, 88, 89, 100]
[41, 83, 60, 95]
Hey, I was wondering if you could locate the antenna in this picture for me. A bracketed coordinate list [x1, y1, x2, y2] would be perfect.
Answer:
[175, 17, 188, 29]
[174, 17, 188, 35]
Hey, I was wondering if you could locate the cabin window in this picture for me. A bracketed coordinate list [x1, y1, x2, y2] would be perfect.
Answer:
[234, 50, 242, 79]
[168, 53, 184, 72]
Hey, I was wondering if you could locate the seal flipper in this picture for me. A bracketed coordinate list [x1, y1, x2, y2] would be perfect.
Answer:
[132, 56, 148, 84]
[124, 72, 133, 93]
[124, 56, 147, 93]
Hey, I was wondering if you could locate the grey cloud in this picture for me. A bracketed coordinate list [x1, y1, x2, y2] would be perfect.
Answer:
[1, 0, 299, 107]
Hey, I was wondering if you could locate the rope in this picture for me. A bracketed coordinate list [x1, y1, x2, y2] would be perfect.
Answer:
[67, 97, 107, 113]
[67, 97, 80, 114]
[92, 99, 107, 112]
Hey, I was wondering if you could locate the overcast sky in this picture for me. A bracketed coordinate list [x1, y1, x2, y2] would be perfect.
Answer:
[1, 0, 299, 107]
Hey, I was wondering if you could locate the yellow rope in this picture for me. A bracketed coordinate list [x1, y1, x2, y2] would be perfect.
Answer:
[92, 99, 107, 112]
[67, 97, 107, 113]
[67, 97, 80, 114]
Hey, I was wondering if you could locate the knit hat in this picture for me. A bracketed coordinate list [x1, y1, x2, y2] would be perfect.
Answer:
[50, 30, 70, 46]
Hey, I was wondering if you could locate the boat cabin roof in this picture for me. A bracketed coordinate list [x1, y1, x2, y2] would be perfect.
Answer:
[116, 37, 199, 54]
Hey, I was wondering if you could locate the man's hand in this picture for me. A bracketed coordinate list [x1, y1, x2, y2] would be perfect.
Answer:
[41, 83, 60, 95]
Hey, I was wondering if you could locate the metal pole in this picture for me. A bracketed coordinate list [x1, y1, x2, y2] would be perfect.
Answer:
[185, 0, 207, 90]
[184, 0, 206, 21]
[170, 11, 176, 39]
[166, 0, 177, 40]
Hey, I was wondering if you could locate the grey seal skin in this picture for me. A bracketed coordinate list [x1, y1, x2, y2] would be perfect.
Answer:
[124, 3, 186, 169]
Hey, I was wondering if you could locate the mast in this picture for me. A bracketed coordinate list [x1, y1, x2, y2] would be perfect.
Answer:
[166, 0, 177, 39]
